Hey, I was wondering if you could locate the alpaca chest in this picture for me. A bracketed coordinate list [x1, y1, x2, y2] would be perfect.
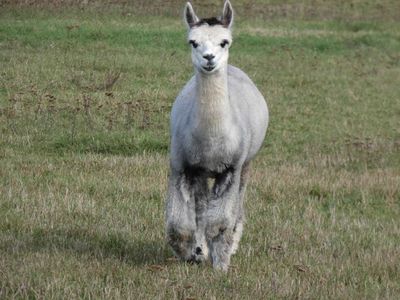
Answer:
[184, 127, 241, 172]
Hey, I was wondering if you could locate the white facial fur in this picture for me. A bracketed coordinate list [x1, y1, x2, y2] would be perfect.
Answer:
[184, 1, 234, 74]
[188, 25, 232, 74]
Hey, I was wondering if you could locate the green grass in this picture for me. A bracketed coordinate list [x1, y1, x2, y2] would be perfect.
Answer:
[1, 2, 400, 299]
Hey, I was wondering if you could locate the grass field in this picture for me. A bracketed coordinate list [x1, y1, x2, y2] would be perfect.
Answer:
[1, 1, 400, 299]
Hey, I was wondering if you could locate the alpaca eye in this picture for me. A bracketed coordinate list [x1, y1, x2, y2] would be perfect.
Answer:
[189, 40, 199, 48]
[220, 40, 229, 48]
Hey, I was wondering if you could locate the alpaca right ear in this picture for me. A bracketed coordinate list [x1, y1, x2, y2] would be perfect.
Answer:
[184, 2, 199, 29]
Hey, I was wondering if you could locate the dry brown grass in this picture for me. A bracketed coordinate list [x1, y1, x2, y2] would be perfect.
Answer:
[2, 0, 400, 21]
[0, 3, 399, 299]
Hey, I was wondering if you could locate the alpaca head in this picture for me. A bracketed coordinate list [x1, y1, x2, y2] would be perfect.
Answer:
[184, 1, 234, 74]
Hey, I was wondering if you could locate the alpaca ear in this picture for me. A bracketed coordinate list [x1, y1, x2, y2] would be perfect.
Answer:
[184, 2, 199, 29]
[221, 0, 234, 28]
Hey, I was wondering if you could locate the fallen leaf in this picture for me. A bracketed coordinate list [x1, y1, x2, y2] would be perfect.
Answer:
[147, 264, 165, 272]
[166, 257, 179, 262]
[269, 245, 283, 251]
[294, 264, 309, 273]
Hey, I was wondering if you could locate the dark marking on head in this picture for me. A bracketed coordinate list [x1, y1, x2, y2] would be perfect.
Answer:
[193, 16, 232, 28]
[195, 17, 224, 27]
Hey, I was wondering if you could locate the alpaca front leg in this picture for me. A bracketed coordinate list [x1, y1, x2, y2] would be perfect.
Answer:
[192, 176, 210, 264]
[206, 168, 242, 271]
[165, 172, 196, 262]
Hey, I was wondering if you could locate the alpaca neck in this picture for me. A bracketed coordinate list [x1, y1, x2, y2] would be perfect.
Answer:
[194, 65, 231, 133]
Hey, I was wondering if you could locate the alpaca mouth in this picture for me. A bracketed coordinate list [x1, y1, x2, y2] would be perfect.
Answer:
[202, 64, 215, 72]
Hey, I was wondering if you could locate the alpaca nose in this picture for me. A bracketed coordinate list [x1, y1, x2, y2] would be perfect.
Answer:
[203, 54, 215, 61]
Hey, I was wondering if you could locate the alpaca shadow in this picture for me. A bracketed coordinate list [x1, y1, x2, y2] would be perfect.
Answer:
[7, 227, 170, 266]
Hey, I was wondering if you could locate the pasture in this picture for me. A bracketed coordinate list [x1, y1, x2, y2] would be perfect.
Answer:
[1, 1, 399, 298]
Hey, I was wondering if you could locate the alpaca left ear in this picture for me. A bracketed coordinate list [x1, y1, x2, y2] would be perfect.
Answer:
[221, 0, 234, 28]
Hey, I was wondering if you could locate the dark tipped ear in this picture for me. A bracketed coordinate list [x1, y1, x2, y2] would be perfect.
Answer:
[184, 2, 199, 29]
[221, 0, 234, 28]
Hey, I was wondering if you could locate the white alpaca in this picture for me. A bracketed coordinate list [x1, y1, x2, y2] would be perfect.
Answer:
[166, 0, 268, 271]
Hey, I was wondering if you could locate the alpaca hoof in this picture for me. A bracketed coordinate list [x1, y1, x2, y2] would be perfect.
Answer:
[167, 225, 195, 261]
[212, 261, 229, 272]
[189, 246, 207, 264]
[195, 246, 203, 255]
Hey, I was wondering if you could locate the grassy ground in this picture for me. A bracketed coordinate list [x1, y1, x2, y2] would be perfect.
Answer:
[1, 1, 400, 299]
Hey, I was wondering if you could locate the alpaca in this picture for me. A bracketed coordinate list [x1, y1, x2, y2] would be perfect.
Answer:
[166, 0, 269, 271]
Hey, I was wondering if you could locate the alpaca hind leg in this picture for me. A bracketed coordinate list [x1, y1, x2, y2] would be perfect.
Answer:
[231, 221, 243, 255]
[231, 163, 250, 255]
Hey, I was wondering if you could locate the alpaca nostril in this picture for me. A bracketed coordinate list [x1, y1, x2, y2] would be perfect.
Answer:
[195, 247, 203, 255]
[203, 54, 215, 61]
